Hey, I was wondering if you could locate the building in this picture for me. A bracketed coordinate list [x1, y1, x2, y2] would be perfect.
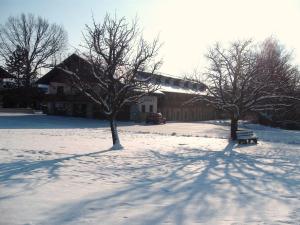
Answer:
[0, 67, 14, 108]
[37, 54, 219, 121]
[0, 67, 14, 89]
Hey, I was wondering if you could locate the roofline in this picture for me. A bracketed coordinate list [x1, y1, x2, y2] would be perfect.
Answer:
[138, 71, 206, 87]
[36, 53, 89, 84]
[37, 53, 206, 87]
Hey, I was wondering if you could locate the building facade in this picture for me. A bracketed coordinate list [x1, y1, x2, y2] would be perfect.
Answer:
[38, 54, 220, 121]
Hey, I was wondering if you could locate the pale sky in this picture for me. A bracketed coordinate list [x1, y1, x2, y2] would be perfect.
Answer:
[1, 0, 300, 76]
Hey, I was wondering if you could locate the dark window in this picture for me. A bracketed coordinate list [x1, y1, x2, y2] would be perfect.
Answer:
[184, 82, 189, 88]
[174, 80, 179, 86]
[57, 86, 64, 95]
[81, 104, 87, 112]
[156, 77, 161, 83]
[199, 84, 206, 91]
[192, 84, 197, 89]
[149, 105, 153, 112]
[141, 73, 148, 79]
[165, 79, 170, 84]
[141, 105, 146, 113]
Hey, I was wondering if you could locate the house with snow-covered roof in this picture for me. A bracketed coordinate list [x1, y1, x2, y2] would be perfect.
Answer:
[37, 54, 219, 121]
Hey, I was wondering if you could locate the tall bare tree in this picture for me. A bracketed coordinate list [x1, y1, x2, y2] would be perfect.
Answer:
[255, 37, 300, 122]
[0, 13, 67, 87]
[191, 40, 299, 140]
[256, 37, 300, 95]
[61, 14, 162, 149]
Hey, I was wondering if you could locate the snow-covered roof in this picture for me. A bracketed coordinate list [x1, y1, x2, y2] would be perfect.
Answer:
[158, 83, 207, 95]
[138, 71, 207, 95]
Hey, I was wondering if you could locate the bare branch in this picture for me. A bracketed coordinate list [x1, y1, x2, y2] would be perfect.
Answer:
[0, 13, 67, 87]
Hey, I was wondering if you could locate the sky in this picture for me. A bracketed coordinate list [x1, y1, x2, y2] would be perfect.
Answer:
[1, 0, 300, 77]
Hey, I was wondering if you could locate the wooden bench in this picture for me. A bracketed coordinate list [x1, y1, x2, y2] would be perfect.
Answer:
[236, 130, 258, 144]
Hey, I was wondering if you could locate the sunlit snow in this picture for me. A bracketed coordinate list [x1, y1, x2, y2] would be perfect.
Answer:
[0, 114, 300, 225]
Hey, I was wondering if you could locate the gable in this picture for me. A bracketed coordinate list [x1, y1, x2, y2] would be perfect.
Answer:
[0, 67, 13, 79]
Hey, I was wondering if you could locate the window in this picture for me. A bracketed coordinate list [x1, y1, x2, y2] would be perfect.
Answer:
[199, 84, 206, 91]
[165, 79, 170, 84]
[149, 105, 153, 112]
[184, 82, 189, 88]
[174, 80, 179, 86]
[55, 102, 65, 109]
[156, 77, 161, 84]
[141, 73, 148, 79]
[192, 83, 197, 89]
[57, 86, 64, 95]
[141, 105, 146, 113]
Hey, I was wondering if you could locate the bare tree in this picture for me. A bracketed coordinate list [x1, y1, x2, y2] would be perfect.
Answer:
[255, 37, 300, 122]
[191, 39, 299, 140]
[0, 13, 67, 87]
[256, 37, 300, 95]
[60, 14, 162, 149]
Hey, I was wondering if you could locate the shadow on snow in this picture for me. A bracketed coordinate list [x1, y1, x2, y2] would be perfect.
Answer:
[0, 114, 134, 129]
[2, 142, 296, 224]
[0, 149, 113, 189]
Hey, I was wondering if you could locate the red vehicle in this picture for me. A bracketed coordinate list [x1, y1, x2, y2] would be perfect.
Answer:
[146, 112, 166, 124]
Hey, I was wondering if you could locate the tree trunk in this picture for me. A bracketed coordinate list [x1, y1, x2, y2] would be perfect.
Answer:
[230, 117, 238, 140]
[109, 116, 123, 150]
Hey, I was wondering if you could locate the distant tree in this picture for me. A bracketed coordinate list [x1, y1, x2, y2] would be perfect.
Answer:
[255, 37, 300, 123]
[192, 39, 299, 140]
[60, 14, 162, 149]
[256, 37, 300, 96]
[0, 13, 67, 87]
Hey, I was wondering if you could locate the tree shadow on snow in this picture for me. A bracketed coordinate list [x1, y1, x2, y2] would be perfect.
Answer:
[43, 142, 300, 225]
[0, 114, 135, 129]
[0, 149, 113, 190]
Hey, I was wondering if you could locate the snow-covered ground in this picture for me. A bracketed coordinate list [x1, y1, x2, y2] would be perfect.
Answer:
[0, 113, 300, 225]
